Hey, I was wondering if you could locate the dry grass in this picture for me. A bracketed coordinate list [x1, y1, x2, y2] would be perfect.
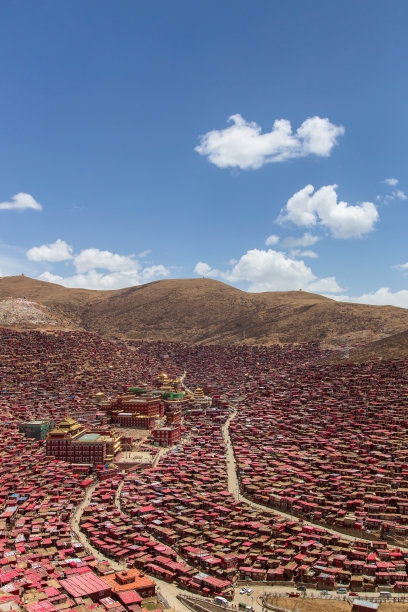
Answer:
[273, 596, 350, 611]
[326, 330, 408, 363]
[1, 275, 408, 348]
[274, 596, 408, 611]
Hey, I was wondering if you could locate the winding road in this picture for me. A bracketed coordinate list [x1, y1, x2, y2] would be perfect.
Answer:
[68, 393, 408, 612]
[70, 477, 192, 612]
[221, 405, 406, 548]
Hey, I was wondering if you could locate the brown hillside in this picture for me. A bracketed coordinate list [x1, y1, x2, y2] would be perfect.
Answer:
[327, 329, 408, 363]
[0, 275, 112, 330]
[1, 275, 408, 346]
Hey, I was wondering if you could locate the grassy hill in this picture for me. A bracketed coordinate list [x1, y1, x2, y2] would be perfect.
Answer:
[1, 275, 408, 348]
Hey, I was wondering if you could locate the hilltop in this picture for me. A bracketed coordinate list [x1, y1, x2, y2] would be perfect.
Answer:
[1, 274, 408, 347]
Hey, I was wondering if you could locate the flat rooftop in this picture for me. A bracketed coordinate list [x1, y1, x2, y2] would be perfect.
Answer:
[76, 433, 101, 442]
[22, 420, 50, 425]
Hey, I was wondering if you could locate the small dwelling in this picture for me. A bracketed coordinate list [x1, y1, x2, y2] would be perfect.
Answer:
[352, 600, 379, 612]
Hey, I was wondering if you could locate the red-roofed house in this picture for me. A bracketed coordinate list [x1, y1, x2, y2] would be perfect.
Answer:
[59, 570, 111, 602]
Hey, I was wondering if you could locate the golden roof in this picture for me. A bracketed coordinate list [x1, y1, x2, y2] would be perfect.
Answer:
[58, 417, 78, 426]
[48, 417, 85, 437]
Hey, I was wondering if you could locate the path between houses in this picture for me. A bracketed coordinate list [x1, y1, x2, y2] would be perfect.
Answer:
[69, 415, 211, 612]
[222, 406, 408, 550]
[70, 479, 192, 612]
[69, 396, 407, 612]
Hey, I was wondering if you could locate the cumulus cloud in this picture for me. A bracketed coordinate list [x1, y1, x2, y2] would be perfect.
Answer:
[327, 288, 408, 309]
[25, 240, 171, 290]
[140, 265, 170, 283]
[383, 178, 399, 186]
[74, 249, 139, 274]
[265, 234, 280, 246]
[194, 261, 222, 277]
[194, 248, 342, 293]
[282, 232, 319, 248]
[279, 184, 379, 239]
[0, 193, 42, 211]
[195, 114, 344, 169]
[39, 264, 171, 290]
[27, 239, 73, 262]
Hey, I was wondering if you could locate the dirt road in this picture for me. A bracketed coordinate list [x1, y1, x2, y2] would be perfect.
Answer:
[221, 407, 405, 548]
[70, 478, 191, 612]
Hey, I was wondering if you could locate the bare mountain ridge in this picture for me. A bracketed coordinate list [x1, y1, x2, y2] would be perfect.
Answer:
[1, 275, 408, 347]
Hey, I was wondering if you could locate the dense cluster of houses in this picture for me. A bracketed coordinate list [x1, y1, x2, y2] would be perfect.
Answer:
[2, 327, 408, 608]
[0, 329, 169, 428]
[230, 360, 408, 541]
[0, 328, 172, 610]
[78, 408, 408, 597]
[0, 414, 134, 610]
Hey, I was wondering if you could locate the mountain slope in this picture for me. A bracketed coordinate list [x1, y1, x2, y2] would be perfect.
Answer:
[330, 329, 408, 362]
[1, 275, 408, 346]
[0, 275, 112, 330]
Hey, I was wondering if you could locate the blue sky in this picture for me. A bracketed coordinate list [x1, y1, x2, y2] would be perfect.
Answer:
[1, 0, 408, 306]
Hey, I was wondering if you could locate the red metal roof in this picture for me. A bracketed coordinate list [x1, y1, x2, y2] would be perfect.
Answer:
[118, 590, 142, 605]
[59, 570, 111, 597]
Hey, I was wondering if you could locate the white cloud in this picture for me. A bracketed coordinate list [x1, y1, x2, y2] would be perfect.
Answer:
[73, 248, 139, 273]
[296, 116, 345, 157]
[24, 241, 171, 290]
[386, 189, 407, 202]
[194, 248, 342, 293]
[27, 239, 73, 262]
[265, 234, 280, 246]
[378, 190, 407, 205]
[139, 249, 152, 258]
[39, 263, 171, 290]
[378, 178, 407, 204]
[394, 261, 408, 272]
[194, 261, 222, 277]
[195, 114, 344, 169]
[0, 192, 42, 211]
[290, 249, 318, 259]
[282, 232, 319, 248]
[327, 288, 408, 309]
[38, 272, 66, 284]
[279, 184, 379, 239]
[140, 265, 170, 282]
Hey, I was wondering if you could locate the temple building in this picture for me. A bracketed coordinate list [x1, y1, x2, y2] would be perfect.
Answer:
[100, 394, 164, 429]
[157, 372, 184, 396]
[46, 417, 122, 466]
[98, 373, 196, 434]
[191, 387, 212, 409]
